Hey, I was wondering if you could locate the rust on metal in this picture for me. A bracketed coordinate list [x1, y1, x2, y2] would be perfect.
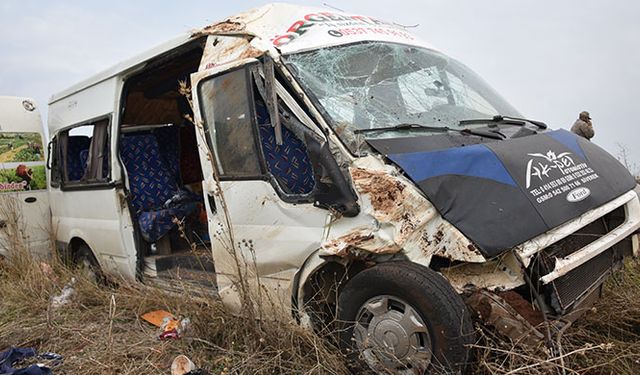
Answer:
[239, 46, 263, 59]
[320, 229, 399, 257]
[199, 36, 264, 72]
[498, 290, 545, 326]
[320, 165, 486, 264]
[192, 21, 245, 38]
[441, 252, 525, 292]
[466, 290, 545, 346]
[350, 167, 432, 244]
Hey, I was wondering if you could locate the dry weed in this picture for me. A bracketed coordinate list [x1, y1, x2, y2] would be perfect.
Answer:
[472, 259, 640, 375]
[0, 252, 349, 374]
[3, 252, 639, 374]
[0, 183, 347, 374]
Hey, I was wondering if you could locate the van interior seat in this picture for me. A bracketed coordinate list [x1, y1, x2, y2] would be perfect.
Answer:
[66, 135, 91, 181]
[254, 99, 314, 195]
[120, 129, 198, 243]
[154, 126, 181, 184]
[79, 144, 110, 179]
[258, 124, 315, 194]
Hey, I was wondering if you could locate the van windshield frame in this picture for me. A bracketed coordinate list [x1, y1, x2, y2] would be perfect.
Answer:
[283, 41, 522, 155]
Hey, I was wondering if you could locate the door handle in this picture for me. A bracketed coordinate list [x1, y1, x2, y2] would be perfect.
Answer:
[207, 192, 217, 214]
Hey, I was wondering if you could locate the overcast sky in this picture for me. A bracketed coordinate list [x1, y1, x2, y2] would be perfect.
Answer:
[1, 1, 638, 169]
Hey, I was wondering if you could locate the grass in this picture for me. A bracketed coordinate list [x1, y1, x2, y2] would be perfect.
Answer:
[1, 235, 639, 374]
[0, 252, 349, 374]
[473, 259, 640, 375]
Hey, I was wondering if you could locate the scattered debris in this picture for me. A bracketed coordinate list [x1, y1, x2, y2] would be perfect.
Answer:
[171, 355, 196, 375]
[49, 278, 76, 309]
[0, 346, 62, 375]
[38, 263, 56, 282]
[141, 310, 190, 340]
[141, 310, 173, 327]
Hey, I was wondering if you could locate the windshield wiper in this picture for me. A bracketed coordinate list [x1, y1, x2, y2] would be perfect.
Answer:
[354, 123, 449, 134]
[458, 128, 505, 140]
[459, 115, 547, 129]
[500, 115, 547, 129]
[354, 123, 504, 140]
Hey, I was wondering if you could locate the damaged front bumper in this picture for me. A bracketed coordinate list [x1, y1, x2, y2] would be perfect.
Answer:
[515, 189, 640, 281]
[463, 188, 640, 343]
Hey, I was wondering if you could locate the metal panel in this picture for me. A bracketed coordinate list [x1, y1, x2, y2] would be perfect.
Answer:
[48, 77, 117, 134]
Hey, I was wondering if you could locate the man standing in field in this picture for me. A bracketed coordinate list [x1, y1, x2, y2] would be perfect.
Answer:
[571, 111, 595, 140]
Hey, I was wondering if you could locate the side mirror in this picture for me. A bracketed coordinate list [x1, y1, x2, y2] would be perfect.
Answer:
[305, 134, 360, 217]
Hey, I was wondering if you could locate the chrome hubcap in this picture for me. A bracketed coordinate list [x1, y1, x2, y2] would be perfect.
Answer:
[353, 295, 432, 374]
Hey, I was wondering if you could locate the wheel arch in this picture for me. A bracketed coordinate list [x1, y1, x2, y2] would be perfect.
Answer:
[292, 249, 412, 326]
[66, 236, 100, 268]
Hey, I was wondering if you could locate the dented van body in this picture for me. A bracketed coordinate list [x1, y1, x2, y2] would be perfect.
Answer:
[16, 3, 640, 373]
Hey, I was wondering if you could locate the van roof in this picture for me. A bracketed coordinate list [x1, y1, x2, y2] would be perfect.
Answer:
[48, 33, 194, 105]
[49, 3, 431, 105]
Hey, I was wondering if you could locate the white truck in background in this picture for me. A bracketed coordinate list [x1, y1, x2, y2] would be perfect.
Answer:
[0, 97, 51, 258]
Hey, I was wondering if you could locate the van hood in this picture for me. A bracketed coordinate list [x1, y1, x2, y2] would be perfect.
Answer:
[367, 129, 637, 258]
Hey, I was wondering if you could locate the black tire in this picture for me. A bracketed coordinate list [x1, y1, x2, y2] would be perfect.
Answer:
[337, 261, 474, 374]
[73, 244, 102, 283]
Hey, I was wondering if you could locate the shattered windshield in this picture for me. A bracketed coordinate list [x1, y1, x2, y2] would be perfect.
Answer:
[284, 42, 521, 154]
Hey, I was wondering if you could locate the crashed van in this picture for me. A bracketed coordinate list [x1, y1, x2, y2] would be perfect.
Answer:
[2, 3, 640, 374]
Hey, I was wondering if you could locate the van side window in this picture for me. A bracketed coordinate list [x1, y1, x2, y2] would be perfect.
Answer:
[198, 68, 262, 177]
[55, 119, 110, 186]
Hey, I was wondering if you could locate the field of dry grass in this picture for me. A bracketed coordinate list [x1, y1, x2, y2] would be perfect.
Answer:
[1, 243, 639, 374]
[0, 245, 349, 374]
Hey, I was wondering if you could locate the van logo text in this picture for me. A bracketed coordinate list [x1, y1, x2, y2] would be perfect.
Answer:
[525, 150, 575, 189]
[525, 149, 599, 204]
[566, 187, 591, 202]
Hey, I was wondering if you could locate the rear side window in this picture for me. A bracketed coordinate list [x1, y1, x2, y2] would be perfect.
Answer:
[198, 68, 263, 177]
[51, 119, 111, 187]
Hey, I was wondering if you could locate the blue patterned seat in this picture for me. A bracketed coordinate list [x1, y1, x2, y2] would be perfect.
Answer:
[154, 125, 181, 185]
[79, 149, 89, 171]
[120, 133, 198, 242]
[254, 99, 314, 195]
[78, 140, 110, 180]
[66, 136, 90, 181]
[258, 124, 315, 194]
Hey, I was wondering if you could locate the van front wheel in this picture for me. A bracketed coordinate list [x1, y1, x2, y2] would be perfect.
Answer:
[337, 261, 474, 374]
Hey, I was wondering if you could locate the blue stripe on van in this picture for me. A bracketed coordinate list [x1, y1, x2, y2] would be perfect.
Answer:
[387, 143, 517, 187]
[546, 129, 587, 160]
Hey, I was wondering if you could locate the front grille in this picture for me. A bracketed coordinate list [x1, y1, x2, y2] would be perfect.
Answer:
[546, 249, 613, 313]
[531, 207, 626, 315]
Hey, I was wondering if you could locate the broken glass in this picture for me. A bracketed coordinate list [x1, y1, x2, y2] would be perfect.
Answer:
[284, 42, 521, 154]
